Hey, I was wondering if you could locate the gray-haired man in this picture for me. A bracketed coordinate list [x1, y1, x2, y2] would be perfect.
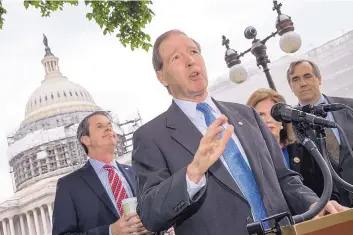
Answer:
[131, 30, 348, 235]
[287, 59, 353, 207]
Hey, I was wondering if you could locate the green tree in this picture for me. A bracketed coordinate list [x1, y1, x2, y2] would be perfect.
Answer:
[0, 0, 154, 51]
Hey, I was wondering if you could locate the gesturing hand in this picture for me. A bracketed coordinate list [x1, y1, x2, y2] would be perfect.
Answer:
[187, 115, 233, 183]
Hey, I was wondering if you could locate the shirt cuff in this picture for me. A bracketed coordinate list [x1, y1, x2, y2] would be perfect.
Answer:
[109, 225, 112, 235]
[186, 174, 206, 199]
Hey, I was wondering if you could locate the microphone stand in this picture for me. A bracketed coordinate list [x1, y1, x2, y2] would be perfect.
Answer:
[315, 125, 353, 193]
[299, 105, 353, 193]
[295, 104, 353, 192]
[246, 123, 333, 235]
[291, 134, 333, 223]
[247, 104, 353, 234]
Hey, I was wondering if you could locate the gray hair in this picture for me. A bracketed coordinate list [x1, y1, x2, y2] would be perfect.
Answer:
[77, 111, 112, 155]
[152, 29, 202, 72]
[286, 59, 322, 83]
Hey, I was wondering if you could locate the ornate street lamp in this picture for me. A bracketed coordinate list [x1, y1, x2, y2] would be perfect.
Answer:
[222, 0, 302, 91]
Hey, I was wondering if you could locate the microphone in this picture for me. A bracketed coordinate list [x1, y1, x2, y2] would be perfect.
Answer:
[294, 103, 345, 114]
[271, 103, 338, 128]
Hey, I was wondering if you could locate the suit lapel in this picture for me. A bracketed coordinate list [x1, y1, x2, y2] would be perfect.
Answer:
[117, 163, 137, 197]
[167, 102, 203, 157]
[166, 101, 246, 200]
[79, 161, 119, 218]
[326, 96, 350, 165]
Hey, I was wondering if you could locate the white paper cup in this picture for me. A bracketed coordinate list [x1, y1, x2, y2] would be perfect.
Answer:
[122, 197, 137, 215]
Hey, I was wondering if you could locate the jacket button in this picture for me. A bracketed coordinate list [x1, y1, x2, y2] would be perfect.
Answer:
[246, 216, 253, 223]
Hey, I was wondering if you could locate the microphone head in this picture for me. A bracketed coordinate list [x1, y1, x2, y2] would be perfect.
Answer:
[293, 105, 303, 111]
[271, 103, 287, 122]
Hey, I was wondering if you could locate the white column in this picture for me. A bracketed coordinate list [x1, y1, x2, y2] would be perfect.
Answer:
[26, 211, 34, 235]
[40, 206, 49, 235]
[33, 209, 40, 235]
[19, 214, 25, 235]
[1, 220, 8, 235]
[47, 203, 53, 226]
[8, 218, 14, 235]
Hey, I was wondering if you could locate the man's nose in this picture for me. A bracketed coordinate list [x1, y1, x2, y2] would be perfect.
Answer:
[186, 55, 195, 67]
[299, 78, 308, 87]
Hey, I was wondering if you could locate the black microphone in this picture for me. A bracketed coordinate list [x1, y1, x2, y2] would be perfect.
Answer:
[294, 103, 345, 114]
[271, 103, 338, 128]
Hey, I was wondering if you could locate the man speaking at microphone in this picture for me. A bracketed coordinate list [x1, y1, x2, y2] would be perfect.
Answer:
[287, 59, 353, 207]
[131, 30, 349, 235]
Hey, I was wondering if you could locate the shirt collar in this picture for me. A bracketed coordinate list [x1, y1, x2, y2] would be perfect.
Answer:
[315, 94, 327, 105]
[174, 95, 217, 119]
[299, 94, 327, 106]
[89, 157, 119, 172]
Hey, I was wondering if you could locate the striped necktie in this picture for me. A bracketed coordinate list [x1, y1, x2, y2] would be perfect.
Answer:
[325, 128, 340, 165]
[103, 164, 128, 215]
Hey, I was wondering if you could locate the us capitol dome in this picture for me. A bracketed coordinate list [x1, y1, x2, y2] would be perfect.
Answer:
[0, 35, 139, 235]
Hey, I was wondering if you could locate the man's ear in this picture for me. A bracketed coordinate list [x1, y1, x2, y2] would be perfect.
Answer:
[81, 136, 90, 148]
[157, 71, 169, 88]
[289, 82, 294, 92]
[287, 77, 295, 92]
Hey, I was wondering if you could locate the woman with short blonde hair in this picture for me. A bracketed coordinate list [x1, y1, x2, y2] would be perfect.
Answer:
[247, 88, 340, 202]
[247, 88, 296, 148]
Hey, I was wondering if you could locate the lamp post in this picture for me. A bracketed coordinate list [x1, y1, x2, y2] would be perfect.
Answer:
[222, 0, 302, 91]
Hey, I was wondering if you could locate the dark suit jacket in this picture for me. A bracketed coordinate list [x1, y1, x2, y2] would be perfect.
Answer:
[52, 161, 138, 235]
[286, 143, 340, 202]
[302, 95, 353, 207]
[132, 100, 319, 235]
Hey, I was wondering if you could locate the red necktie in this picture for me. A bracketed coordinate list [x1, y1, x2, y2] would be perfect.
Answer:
[103, 164, 128, 215]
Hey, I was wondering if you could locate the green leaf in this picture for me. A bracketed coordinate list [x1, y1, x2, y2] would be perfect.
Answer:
[24, 1, 30, 9]
[142, 43, 150, 52]
[0, 1, 7, 30]
[1, 0, 154, 51]
[86, 12, 93, 20]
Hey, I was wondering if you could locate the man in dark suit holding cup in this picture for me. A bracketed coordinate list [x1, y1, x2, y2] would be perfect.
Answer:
[52, 111, 149, 235]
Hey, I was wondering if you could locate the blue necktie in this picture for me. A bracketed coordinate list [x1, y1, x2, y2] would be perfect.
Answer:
[196, 103, 268, 225]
